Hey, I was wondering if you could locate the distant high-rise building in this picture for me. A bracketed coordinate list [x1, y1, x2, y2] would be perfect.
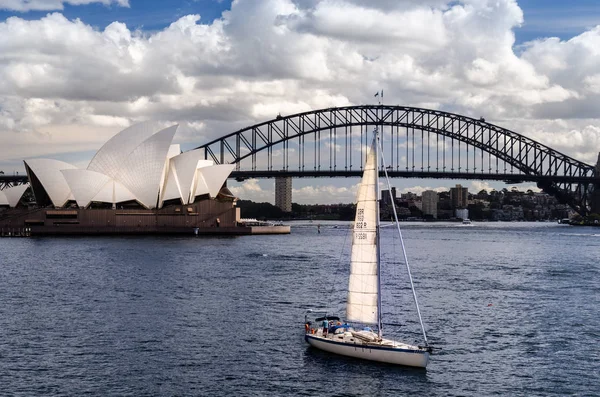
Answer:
[381, 189, 391, 206]
[381, 189, 389, 205]
[422, 190, 439, 218]
[381, 187, 397, 206]
[275, 177, 292, 212]
[450, 184, 469, 209]
[400, 191, 417, 201]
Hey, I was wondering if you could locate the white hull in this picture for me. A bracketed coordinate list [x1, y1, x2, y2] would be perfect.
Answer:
[305, 334, 429, 368]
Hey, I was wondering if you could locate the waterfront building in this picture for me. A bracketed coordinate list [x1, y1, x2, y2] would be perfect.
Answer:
[450, 184, 469, 209]
[400, 191, 417, 201]
[414, 200, 423, 211]
[381, 189, 390, 205]
[455, 208, 469, 220]
[275, 176, 292, 212]
[381, 187, 396, 206]
[422, 190, 439, 218]
[0, 122, 262, 236]
[22, 122, 234, 210]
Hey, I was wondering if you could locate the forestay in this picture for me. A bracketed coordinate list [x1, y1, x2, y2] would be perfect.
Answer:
[347, 136, 379, 325]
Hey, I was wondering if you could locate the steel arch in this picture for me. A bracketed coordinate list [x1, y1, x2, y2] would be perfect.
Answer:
[195, 105, 598, 215]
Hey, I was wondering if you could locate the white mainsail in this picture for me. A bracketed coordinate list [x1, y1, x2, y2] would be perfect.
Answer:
[347, 136, 379, 325]
[304, 128, 432, 367]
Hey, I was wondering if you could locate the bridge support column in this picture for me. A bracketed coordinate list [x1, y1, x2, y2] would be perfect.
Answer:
[591, 152, 600, 215]
[275, 177, 292, 213]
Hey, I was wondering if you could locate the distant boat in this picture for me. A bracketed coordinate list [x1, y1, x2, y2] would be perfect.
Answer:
[462, 219, 472, 225]
[304, 128, 432, 368]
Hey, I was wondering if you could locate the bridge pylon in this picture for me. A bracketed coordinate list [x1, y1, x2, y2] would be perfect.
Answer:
[275, 176, 292, 212]
[591, 152, 600, 215]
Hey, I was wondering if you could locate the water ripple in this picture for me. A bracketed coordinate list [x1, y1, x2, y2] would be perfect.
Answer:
[0, 223, 598, 396]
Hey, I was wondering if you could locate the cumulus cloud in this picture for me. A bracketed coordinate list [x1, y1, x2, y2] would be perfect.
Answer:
[0, 0, 129, 12]
[229, 179, 274, 203]
[398, 185, 447, 195]
[470, 181, 492, 193]
[293, 183, 358, 204]
[0, 0, 599, 203]
[230, 179, 359, 204]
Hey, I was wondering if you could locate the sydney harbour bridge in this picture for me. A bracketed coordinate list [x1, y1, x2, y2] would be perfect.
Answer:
[2, 105, 599, 215]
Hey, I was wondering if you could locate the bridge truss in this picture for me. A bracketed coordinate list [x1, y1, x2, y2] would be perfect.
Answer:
[196, 105, 598, 216]
[0, 175, 28, 191]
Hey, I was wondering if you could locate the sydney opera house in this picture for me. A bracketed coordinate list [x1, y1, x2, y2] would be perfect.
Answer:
[0, 122, 287, 236]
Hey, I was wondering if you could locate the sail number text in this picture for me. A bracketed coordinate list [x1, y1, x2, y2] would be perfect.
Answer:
[355, 208, 368, 239]
[356, 209, 367, 230]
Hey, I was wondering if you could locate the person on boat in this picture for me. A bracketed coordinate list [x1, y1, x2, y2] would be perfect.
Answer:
[322, 319, 329, 336]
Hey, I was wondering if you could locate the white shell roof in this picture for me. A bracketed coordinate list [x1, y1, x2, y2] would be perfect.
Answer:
[2, 183, 30, 207]
[166, 144, 181, 159]
[197, 164, 236, 198]
[114, 125, 178, 209]
[19, 122, 236, 209]
[92, 179, 136, 204]
[25, 159, 77, 207]
[194, 172, 209, 197]
[157, 144, 182, 204]
[171, 151, 210, 204]
[197, 160, 213, 169]
[161, 165, 182, 204]
[61, 169, 111, 208]
[87, 121, 163, 179]
[191, 160, 215, 199]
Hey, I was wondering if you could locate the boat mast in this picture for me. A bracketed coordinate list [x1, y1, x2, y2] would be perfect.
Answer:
[378, 137, 429, 346]
[375, 127, 383, 339]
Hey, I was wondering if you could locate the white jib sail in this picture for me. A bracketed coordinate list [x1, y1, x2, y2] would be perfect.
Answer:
[347, 136, 379, 325]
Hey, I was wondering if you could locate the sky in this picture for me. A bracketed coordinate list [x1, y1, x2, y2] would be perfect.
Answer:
[0, 0, 599, 204]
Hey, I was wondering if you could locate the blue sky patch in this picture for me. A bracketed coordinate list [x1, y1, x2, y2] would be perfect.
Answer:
[0, 0, 598, 43]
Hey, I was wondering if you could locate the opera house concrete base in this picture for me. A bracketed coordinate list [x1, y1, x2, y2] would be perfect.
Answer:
[0, 201, 290, 237]
[1, 122, 291, 237]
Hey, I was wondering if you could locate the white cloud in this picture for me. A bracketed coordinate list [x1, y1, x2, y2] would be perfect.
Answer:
[293, 183, 358, 204]
[230, 179, 359, 205]
[397, 185, 447, 195]
[0, 0, 129, 12]
[229, 179, 274, 203]
[0, 0, 599, 203]
[470, 181, 492, 193]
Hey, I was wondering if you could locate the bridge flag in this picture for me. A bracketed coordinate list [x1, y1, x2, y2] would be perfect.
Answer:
[374, 91, 379, 97]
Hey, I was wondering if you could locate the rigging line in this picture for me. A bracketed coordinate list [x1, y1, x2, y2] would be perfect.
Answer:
[328, 218, 353, 310]
[378, 137, 429, 346]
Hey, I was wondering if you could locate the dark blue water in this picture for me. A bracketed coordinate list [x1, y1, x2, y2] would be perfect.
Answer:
[0, 222, 598, 396]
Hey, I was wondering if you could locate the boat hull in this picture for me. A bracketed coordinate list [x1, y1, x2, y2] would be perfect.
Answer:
[305, 334, 429, 368]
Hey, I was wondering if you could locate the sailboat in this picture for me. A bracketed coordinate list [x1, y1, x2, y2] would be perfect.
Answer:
[304, 128, 432, 368]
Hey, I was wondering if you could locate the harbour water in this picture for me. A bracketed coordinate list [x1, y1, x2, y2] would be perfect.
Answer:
[0, 222, 598, 396]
